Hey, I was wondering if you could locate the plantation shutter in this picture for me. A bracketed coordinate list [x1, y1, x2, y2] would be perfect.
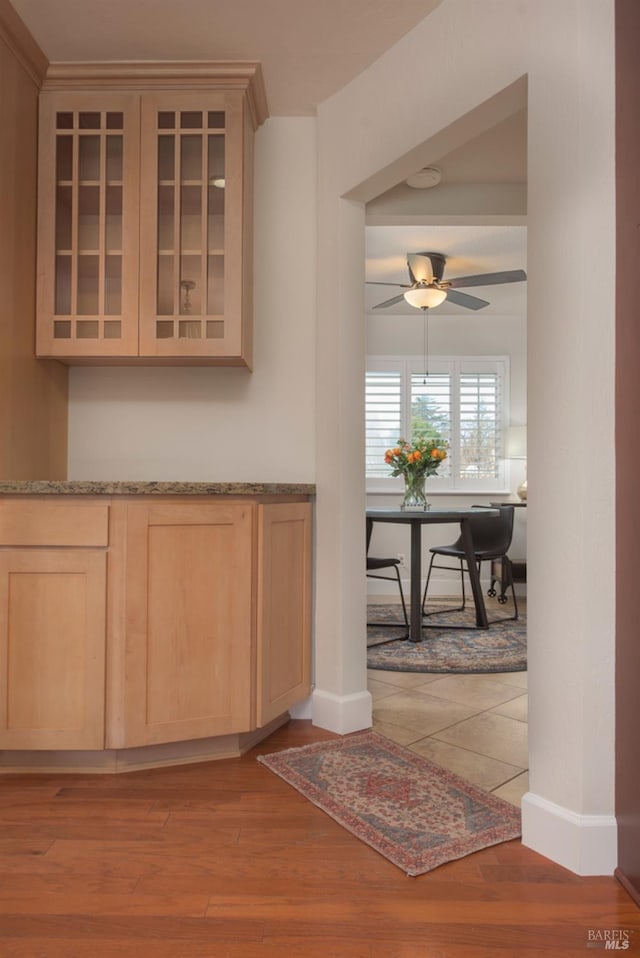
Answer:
[365, 370, 402, 477]
[366, 357, 507, 489]
[459, 371, 501, 480]
[410, 372, 452, 478]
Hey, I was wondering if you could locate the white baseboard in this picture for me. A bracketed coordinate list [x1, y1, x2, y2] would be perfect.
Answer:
[311, 688, 372, 734]
[289, 695, 313, 720]
[521, 791, 617, 876]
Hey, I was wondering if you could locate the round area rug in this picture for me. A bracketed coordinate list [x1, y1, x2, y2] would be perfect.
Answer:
[367, 603, 526, 673]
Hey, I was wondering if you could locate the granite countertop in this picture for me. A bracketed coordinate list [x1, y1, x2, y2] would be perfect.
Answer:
[0, 480, 316, 496]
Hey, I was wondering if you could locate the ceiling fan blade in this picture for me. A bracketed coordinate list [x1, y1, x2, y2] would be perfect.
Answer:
[373, 293, 407, 309]
[407, 253, 434, 285]
[366, 281, 411, 288]
[448, 269, 527, 289]
[445, 288, 490, 310]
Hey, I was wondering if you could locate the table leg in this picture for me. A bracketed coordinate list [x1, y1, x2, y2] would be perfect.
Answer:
[409, 520, 423, 642]
[460, 518, 489, 629]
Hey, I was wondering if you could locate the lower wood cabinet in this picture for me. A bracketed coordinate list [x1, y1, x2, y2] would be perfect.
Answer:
[257, 502, 312, 726]
[110, 499, 255, 748]
[0, 549, 106, 749]
[0, 495, 312, 759]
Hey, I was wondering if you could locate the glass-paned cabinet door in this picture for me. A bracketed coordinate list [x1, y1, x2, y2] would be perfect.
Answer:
[139, 92, 249, 363]
[36, 93, 140, 358]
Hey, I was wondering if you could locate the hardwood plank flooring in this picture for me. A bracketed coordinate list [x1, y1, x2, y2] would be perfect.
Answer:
[0, 720, 637, 957]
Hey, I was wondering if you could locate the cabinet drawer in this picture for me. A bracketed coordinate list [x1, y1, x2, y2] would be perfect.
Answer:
[0, 501, 109, 547]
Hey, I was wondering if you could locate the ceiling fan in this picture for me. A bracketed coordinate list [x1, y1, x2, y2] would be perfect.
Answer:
[368, 251, 527, 311]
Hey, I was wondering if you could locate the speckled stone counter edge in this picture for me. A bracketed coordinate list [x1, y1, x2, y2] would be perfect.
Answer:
[0, 481, 316, 496]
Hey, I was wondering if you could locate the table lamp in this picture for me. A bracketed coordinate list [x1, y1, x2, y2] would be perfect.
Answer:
[505, 425, 527, 501]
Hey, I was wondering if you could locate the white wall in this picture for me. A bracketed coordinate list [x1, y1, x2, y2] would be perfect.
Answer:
[314, 0, 616, 876]
[68, 117, 317, 482]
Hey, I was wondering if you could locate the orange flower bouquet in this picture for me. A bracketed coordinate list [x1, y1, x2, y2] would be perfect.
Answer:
[384, 437, 448, 510]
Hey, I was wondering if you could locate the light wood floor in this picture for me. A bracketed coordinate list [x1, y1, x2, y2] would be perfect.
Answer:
[0, 720, 637, 957]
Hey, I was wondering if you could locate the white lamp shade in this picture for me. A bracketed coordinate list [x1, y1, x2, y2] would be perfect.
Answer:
[403, 286, 448, 309]
[505, 425, 527, 459]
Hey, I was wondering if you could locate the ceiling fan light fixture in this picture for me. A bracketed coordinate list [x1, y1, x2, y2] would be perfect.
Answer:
[403, 286, 447, 309]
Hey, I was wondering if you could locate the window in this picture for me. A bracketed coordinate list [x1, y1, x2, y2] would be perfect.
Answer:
[366, 356, 508, 492]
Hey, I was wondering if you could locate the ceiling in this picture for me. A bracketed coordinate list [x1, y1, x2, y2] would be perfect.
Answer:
[9, 0, 443, 116]
[10, 0, 527, 316]
[365, 109, 527, 317]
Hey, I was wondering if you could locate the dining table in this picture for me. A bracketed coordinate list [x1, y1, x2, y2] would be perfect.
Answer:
[366, 506, 500, 643]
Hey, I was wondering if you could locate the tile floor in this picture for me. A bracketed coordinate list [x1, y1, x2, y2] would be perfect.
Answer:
[368, 599, 529, 807]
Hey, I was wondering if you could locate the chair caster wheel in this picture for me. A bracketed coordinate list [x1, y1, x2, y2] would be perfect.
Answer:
[498, 595, 508, 604]
[487, 588, 496, 598]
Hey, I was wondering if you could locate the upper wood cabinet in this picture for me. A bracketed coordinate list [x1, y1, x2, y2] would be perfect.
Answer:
[36, 92, 141, 359]
[35, 63, 268, 367]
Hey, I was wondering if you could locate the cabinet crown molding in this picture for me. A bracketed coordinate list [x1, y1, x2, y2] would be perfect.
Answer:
[42, 60, 269, 129]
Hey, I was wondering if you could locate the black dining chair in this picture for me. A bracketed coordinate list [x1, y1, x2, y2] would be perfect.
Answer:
[366, 518, 409, 633]
[421, 505, 518, 623]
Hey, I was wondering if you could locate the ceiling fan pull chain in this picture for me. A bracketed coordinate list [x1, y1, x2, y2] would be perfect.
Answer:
[423, 307, 429, 383]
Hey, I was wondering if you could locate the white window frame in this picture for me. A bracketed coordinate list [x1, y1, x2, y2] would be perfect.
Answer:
[366, 355, 510, 496]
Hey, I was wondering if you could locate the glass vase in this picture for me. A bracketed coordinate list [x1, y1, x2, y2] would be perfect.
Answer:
[401, 473, 429, 511]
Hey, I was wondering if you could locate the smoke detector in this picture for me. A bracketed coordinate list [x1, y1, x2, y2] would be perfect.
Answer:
[406, 166, 442, 189]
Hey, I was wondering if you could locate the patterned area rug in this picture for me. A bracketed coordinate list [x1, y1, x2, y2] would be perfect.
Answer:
[258, 730, 521, 876]
[367, 603, 526, 674]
